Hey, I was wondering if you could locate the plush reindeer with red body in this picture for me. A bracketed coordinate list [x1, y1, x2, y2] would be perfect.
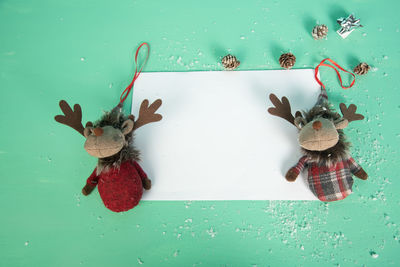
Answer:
[55, 99, 162, 212]
[268, 64, 368, 201]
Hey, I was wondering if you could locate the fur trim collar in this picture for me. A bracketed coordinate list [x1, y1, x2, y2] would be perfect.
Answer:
[96, 140, 140, 175]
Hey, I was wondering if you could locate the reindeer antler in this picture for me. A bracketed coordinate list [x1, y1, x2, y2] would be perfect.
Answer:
[133, 99, 163, 130]
[339, 103, 364, 122]
[268, 94, 300, 126]
[54, 100, 86, 136]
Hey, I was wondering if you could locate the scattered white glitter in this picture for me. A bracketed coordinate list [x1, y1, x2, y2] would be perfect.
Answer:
[207, 227, 217, 238]
[370, 251, 379, 259]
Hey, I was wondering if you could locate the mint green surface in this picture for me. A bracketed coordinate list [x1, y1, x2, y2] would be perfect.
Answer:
[1, 0, 400, 266]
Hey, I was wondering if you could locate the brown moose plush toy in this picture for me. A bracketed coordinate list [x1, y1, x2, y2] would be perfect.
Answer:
[55, 99, 162, 212]
[268, 59, 368, 202]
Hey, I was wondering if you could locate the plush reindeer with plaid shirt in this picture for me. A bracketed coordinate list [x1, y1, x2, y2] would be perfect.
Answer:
[268, 60, 368, 201]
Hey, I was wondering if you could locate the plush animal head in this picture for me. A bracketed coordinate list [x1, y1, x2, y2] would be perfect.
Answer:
[83, 109, 134, 158]
[268, 94, 364, 152]
[55, 99, 162, 158]
[293, 102, 349, 151]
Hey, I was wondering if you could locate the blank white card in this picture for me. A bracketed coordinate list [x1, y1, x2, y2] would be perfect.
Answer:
[132, 69, 321, 200]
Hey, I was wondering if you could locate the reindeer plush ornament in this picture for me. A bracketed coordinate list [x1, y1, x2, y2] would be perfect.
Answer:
[268, 59, 368, 202]
[55, 43, 162, 212]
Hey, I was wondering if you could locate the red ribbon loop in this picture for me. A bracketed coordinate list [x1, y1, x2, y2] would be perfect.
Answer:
[314, 58, 355, 89]
[119, 42, 150, 104]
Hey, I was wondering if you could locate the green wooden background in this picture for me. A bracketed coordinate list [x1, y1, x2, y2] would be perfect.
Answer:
[1, 0, 399, 266]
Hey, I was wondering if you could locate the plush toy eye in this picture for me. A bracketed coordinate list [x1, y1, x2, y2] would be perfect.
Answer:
[321, 113, 330, 119]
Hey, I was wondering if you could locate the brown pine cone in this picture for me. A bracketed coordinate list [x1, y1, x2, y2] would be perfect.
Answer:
[312, 24, 328, 40]
[221, 54, 240, 70]
[279, 53, 296, 69]
[353, 62, 370, 75]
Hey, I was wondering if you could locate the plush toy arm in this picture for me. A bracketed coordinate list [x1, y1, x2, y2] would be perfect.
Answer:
[347, 157, 368, 180]
[82, 168, 99, 196]
[285, 168, 299, 182]
[132, 161, 152, 190]
[285, 156, 308, 182]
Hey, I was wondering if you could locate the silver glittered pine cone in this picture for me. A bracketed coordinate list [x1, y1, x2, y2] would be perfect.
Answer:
[312, 24, 328, 40]
[353, 62, 370, 75]
[221, 54, 240, 70]
[279, 53, 296, 69]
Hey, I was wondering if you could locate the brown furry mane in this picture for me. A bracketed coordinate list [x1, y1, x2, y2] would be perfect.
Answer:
[93, 108, 140, 175]
[298, 99, 350, 166]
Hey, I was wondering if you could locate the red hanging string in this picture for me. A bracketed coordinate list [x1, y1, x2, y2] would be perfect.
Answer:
[119, 42, 150, 105]
[314, 58, 355, 89]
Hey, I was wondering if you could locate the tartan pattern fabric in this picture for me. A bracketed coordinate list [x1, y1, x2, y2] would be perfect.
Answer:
[291, 155, 362, 201]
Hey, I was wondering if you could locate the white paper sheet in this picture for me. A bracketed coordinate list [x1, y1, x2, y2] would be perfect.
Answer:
[131, 69, 321, 200]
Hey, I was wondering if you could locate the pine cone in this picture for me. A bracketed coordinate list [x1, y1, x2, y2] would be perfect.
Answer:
[353, 62, 370, 75]
[312, 24, 328, 40]
[279, 53, 296, 69]
[221, 54, 240, 70]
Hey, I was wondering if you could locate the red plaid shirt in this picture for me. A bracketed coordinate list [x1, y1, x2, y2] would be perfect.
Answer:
[291, 156, 362, 201]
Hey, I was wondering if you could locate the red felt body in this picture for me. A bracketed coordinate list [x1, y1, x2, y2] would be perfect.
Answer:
[86, 161, 147, 212]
